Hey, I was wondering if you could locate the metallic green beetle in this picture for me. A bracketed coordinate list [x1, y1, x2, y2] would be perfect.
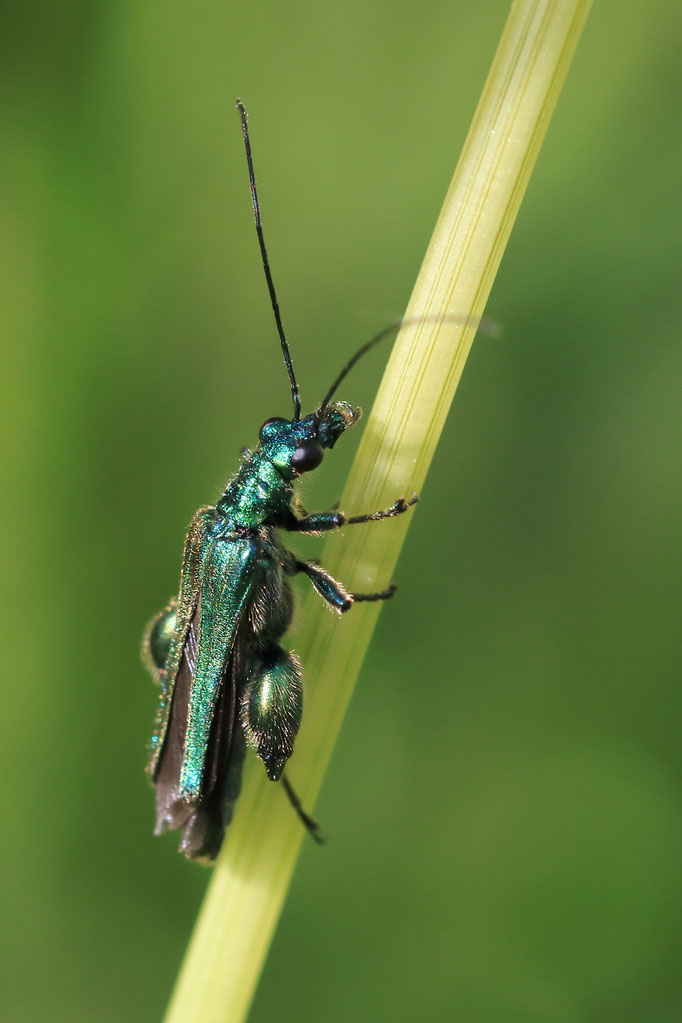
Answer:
[142, 102, 416, 863]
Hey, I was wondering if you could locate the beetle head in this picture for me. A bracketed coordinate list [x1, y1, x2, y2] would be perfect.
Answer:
[258, 401, 361, 479]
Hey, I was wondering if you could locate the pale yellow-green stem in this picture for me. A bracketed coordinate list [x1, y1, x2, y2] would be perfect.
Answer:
[164, 2, 593, 1020]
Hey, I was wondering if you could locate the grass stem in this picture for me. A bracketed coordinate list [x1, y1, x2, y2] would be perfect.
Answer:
[164, 2, 593, 1020]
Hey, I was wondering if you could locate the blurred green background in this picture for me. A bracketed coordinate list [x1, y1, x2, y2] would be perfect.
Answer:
[3, 1, 682, 1020]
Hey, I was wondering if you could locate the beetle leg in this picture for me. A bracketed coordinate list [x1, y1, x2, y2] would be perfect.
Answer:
[283, 509, 344, 533]
[240, 642, 322, 841]
[141, 599, 179, 680]
[281, 775, 324, 844]
[350, 584, 397, 603]
[242, 641, 303, 781]
[294, 560, 396, 612]
[283, 493, 417, 534]
[344, 492, 418, 525]
[295, 560, 352, 611]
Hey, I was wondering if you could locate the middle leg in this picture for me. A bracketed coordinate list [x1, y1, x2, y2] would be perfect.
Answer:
[294, 559, 397, 613]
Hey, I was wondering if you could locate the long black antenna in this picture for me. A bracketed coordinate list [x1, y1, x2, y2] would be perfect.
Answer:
[317, 320, 402, 414]
[317, 312, 495, 415]
[236, 99, 301, 420]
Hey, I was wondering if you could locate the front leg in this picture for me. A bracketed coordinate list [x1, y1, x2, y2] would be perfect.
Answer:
[283, 493, 418, 535]
[294, 560, 396, 613]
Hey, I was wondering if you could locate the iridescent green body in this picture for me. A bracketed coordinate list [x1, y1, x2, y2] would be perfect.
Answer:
[142, 101, 417, 862]
[142, 405, 417, 861]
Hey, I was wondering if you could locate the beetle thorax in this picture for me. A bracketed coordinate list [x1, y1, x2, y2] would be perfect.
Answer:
[217, 450, 293, 529]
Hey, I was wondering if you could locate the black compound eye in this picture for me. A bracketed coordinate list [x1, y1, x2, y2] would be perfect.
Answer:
[259, 417, 287, 442]
[291, 442, 324, 474]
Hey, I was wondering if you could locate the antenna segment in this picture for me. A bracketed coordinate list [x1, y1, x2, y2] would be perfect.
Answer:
[236, 99, 301, 420]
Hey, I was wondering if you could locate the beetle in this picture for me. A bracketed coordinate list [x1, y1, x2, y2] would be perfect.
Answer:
[142, 101, 416, 862]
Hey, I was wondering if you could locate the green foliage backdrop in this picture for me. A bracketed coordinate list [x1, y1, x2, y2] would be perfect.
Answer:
[2, 2, 681, 1020]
